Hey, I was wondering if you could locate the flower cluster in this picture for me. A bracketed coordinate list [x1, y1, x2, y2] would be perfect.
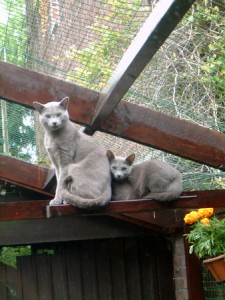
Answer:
[184, 208, 225, 259]
[184, 208, 214, 225]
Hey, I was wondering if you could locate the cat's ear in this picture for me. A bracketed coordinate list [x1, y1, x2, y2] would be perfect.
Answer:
[33, 101, 45, 113]
[59, 97, 69, 109]
[126, 153, 135, 165]
[106, 150, 115, 162]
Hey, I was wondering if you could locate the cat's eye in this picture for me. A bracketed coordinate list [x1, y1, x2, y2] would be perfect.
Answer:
[112, 166, 117, 170]
[45, 114, 51, 118]
[56, 113, 62, 117]
[122, 167, 127, 171]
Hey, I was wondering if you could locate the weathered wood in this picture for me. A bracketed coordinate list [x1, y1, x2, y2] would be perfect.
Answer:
[0, 216, 151, 246]
[0, 238, 174, 300]
[1, 62, 225, 169]
[0, 154, 54, 195]
[101, 102, 225, 170]
[86, 0, 195, 134]
[0, 200, 48, 220]
[45, 196, 197, 219]
[0, 61, 98, 125]
[184, 228, 205, 300]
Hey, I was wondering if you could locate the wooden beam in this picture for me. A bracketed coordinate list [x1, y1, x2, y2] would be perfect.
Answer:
[101, 102, 225, 170]
[46, 195, 198, 219]
[0, 61, 99, 125]
[85, 0, 195, 134]
[1, 190, 225, 222]
[1, 62, 225, 169]
[0, 217, 152, 246]
[0, 154, 54, 195]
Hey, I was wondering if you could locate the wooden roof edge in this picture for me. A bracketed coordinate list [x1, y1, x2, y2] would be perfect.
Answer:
[0, 154, 55, 195]
[1, 190, 225, 222]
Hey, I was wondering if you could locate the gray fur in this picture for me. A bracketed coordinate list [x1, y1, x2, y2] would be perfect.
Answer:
[33, 97, 111, 208]
[107, 150, 182, 202]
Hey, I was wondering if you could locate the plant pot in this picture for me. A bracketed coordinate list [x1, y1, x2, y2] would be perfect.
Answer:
[203, 255, 225, 282]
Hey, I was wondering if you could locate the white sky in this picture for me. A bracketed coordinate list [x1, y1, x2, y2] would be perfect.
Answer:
[0, 4, 9, 25]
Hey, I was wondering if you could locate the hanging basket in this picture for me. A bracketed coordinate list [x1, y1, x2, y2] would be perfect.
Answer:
[203, 255, 225, 283]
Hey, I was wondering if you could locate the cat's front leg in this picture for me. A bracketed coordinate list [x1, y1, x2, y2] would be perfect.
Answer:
[49, 169, 66, 205]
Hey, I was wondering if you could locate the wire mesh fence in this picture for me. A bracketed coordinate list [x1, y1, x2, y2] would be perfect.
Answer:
[0, 0, 225, 192]
[202, 264, 225, 300]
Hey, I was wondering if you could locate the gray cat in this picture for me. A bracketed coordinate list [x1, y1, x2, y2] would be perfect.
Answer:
[107, 150, 182, 202]
[33, 97, 111, 208]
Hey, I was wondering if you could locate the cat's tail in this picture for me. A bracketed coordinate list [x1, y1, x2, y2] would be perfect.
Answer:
[61, 187, 111, 209]
[146, 179, 182, 202]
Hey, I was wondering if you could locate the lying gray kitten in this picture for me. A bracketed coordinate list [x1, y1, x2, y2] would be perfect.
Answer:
[107, 150, 182, 201]
[33, 97, 111, 208]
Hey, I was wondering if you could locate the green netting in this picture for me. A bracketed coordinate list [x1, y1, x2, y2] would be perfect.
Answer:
[0, 0, 225, 192]
[202, 264, 225, 300]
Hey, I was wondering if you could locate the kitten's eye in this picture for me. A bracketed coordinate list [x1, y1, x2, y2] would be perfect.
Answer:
[56, 113, 62, 117]
[45, 114, 51, 118]
[122, 167, 127, 171]
[112, 166, 117, 170]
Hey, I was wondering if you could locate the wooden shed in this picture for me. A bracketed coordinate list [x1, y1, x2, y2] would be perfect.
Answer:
[1, 0, 225, 299]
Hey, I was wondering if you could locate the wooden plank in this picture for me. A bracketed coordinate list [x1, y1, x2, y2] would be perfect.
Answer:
[0, 154, 54, 195]
[109, 239, 128, 300]
[86, 0, 195, 134]
[138, 238, 159, 300]
[0, 263, 7, 300]
[5, 263, 22, 300]
[0, 216, 151, 246]
[65, 244, 83, 300]
[101, 101, 225, 170]
[1, 62, 225, 169]
[80, 241, 98, 300]
[94, 240, 113, 300]
[0, 61, 99, 125]
[35, 254, 54, 300]
[0, 200, 48, 221]
[46, 196, 197, 219]
[17, 256, 38, 300]
[157, 242, 175, 299]
[51, 249, 69, 300]
[184, 227, 204, 300]
[125, 238, 142, 300]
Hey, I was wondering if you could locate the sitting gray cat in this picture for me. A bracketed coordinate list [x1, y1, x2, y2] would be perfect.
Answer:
[33, 97, 111, 208]
[107, 150, 182, 202]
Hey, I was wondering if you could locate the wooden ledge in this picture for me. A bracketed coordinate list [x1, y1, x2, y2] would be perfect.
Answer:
[46, 195, 197, 218]
[1, 190, 225, 222]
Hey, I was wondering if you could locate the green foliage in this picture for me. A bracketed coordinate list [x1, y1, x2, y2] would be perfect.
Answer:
[195, 1, 225, 120]
[0, 100, 36, 161]
[185, 216, 225, 259]
[0, 246, 31, 267]
[60, 0, 148, 90]
[0, 0, 27, 66]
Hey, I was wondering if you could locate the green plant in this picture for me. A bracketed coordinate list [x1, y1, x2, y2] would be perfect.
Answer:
[184, 208, 225, 259]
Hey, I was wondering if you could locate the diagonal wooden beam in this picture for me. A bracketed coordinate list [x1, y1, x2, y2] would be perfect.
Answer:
[84, 0, 196, 134]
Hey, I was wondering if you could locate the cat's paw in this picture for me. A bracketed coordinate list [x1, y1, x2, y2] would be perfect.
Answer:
[49, 198, 63, 206]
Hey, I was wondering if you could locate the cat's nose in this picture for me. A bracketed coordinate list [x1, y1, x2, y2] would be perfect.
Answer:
[52, 121, 57, 126]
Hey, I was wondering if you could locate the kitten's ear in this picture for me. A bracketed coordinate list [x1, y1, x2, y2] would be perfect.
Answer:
[33, 101, 45, 113]
[126, 154, 135, 165]
[106, 150, 115, 162]
[60, 97, 69, 109]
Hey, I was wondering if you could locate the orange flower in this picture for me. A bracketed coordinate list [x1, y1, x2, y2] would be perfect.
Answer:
[200, 218, 210, 226]
[198, 208, 214, 219]
[184, 211, 199, 224]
